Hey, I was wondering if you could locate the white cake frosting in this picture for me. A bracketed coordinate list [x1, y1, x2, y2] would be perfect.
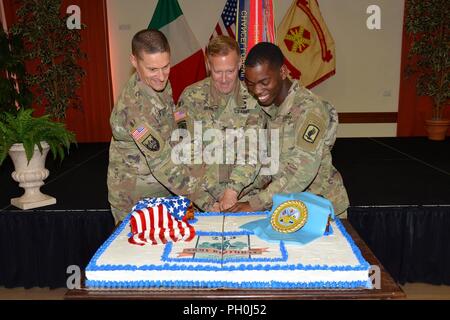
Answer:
[86, 212, 372, 289]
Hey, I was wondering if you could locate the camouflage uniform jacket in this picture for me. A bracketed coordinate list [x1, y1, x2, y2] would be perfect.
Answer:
[176, 77, 267, 200]
[109, 73, 215, 211]
[248, 81, 350, 214]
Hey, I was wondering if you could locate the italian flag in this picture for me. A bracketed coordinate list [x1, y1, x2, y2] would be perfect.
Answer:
[149, 0, 206, 103]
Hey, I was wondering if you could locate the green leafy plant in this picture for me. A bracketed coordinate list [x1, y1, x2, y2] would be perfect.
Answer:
[0, 108, 76, 165]
[11, 0, 86, 120]
[404, 0, 450, 120]
[0, 28, 32, 114]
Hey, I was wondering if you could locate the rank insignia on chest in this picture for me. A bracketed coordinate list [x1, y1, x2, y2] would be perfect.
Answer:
[204, 105, 217, 111]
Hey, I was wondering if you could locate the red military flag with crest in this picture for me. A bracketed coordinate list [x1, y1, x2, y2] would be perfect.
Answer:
[277, 0, 336, 88]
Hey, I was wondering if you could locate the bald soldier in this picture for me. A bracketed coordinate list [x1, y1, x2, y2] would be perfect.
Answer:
[108, 29, 215, 224]
[226, 42, 349, 217]
[175, 35, 266, 211]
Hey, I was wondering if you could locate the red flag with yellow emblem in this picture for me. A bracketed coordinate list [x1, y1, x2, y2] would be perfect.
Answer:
[277, 0, 335, 88]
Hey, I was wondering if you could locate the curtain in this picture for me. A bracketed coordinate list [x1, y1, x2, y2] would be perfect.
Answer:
[0, 211, 114, 288]
[349, 206, 450, 285]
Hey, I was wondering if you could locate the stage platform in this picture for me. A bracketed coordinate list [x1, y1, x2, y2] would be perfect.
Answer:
[1, 137, 449, 287]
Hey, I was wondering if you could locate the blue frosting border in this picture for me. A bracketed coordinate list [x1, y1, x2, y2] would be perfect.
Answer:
[86, 279, 371, 289]
[86, 211, 371, 289]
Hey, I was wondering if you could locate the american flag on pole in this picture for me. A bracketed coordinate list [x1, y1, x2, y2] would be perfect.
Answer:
[210, 0, 237, 40]
[128, 197, 196, 246]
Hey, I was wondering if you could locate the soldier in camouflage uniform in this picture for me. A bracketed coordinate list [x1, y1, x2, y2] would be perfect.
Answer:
[108, 30, 215, 224]
[227, 42, 349, 216]
[175, 36, 267, 211]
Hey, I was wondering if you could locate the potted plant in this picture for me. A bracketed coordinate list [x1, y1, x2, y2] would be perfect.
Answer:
[404, 0, 450, 140]
[0, 0, 84, 209]
[11, 0, 85, 120]
[0, 108, 76, 209]
[0, 108, 75, 165]
[0, 28, 32, 114]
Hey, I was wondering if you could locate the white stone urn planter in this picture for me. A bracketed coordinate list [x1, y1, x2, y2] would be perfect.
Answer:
[8, 142, 56, 209]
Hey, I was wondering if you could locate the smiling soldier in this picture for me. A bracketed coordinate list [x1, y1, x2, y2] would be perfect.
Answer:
[228, 42, 349, 217]
[175, 35, 267, 211]
[107, 29, 215, 224]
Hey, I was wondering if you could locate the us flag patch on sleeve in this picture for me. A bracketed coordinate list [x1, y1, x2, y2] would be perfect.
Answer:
[131, 126, 148, 141]
[174, 110, 186, 122]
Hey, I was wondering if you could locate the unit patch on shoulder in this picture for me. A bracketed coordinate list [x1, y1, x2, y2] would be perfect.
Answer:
[303, 124, 320, 144]
[177, 120, 187, 130]
[296, 112, 326, 152]
[142, 134, 160, 151]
